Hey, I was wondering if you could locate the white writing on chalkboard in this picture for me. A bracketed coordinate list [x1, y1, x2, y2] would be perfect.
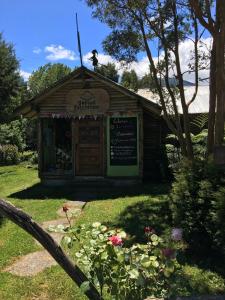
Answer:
[110, 117, 137, 166]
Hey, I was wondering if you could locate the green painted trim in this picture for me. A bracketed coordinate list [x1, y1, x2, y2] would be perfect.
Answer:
[107, 115, 140, 177]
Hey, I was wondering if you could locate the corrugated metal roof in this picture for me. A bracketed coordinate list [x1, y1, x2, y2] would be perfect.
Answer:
[137, 86, 209, 114]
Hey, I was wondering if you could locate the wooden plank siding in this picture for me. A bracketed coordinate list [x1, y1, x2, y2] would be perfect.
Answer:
[38, 79, 140, 115]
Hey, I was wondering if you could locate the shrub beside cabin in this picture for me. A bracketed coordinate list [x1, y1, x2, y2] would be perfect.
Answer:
[15, 67, 166, 185]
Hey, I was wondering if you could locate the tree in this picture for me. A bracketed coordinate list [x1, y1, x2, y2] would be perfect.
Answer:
[85, 0, 205, 160]
[95, 62, 119, 82]
[121, 69, 138, 91]
[0, 33, 21, 122]
[189, 0, 225, 153]
[138, 72, 156, 90]
[28, 63, 72, 97]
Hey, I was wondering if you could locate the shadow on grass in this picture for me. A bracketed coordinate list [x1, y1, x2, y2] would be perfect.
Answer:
[9, 182, 170, 201]
[110, 199, 225, 281]
[110, 198, 172, 243]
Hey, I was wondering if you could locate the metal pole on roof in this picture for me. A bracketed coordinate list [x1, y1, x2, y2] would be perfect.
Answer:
[76, 13, 83, 67]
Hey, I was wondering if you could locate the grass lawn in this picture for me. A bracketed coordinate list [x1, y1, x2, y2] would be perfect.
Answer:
[0, 164, 225, 299]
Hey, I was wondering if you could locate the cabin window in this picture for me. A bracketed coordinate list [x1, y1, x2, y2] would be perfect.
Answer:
[42, 118, 72, 174]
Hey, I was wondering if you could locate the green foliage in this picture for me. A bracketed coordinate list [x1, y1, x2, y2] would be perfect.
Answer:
[170, 159, 225, 259]
[0, 144, 19, 165]
[95, 62, 119, 82]
[138, 72, 156, 90]
[180, 265, 225, 295]
[191, 113, 208, 132]
[51, 222, 184, 299]
[165, 134, 181, 171]
[191, 129, 208, 160]
[121, 69, 138, 91]
[29, 151, 38, 165]
[28, 63, 72, 97]
[0, 33, 22, 122]
[0, 119, 28, 152]
[102, 29, 142, 63]
[210, 187, 225, 257]
[19, 151, 37, 164]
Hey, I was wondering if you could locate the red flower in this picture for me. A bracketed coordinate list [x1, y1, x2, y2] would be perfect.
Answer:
[162, 248, 176, 259]
[62, 205, 69, 213]
[144, 226, 155, 234]
[108, 235, 123, 246]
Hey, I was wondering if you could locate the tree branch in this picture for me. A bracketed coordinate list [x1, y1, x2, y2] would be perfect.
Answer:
[189, 0, 215, 35]
[0, 199, 102, 300]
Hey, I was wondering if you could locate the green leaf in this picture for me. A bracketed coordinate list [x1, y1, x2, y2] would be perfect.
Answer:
[129, 269, 139, 279]
[80, 281, 90, 294]
[152, 260, 159, 268]
[92, 222, 101, 228]
[150, 234, 158, 242]
[141, 257, 151, 268]
[117, 231, 127, 238]
[100, 225, 107, 232]
[63, 236, 71, 243]
[149, 256, 157, 261]
[48, 225, 56, 232]
[101, 251, 108, 260]
[75, 252, 83, 258]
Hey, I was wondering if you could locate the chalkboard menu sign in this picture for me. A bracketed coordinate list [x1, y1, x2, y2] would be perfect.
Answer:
[110, 117, 137, 165]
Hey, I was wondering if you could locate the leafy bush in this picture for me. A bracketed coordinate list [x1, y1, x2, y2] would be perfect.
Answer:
[0, 144, 19, 165]
[49, 218, 184, 299]
[19, 150, 38, 165]
[29, 151, 38, 165]
[19, 150, 34, 162]
[170, 159, 225, 259]
[210, 187, 225, 257]
[0, 119, 27, 152]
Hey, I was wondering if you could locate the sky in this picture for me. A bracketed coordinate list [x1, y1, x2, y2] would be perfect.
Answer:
[0, 0, 112, 79]
[0, 0, 211, 82]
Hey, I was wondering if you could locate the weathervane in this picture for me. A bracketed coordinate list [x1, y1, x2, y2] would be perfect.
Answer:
[89, 49, 98, 69]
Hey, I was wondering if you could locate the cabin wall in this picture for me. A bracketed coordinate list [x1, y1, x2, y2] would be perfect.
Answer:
[38, 77, 139, 115]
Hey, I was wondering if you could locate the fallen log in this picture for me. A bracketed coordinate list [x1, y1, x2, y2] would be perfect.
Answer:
[0, 199, 102, 300]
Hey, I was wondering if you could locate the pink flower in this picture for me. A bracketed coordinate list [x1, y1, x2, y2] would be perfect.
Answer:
[62, 205, 69, 213]
[144, 226, 155, 234]
[171, 228, 183, 241]
[108, 235, 123, 246]
[162, 248, 176, 259]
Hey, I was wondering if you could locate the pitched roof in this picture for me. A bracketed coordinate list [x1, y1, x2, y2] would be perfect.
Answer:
[137, 86, 209, 114]
[14, 66, 161, 118]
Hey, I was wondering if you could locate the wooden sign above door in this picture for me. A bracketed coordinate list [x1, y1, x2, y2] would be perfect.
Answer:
[66, 89, 110, 117]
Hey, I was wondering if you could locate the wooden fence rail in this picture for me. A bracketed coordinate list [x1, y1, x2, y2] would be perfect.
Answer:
[0, 199, 102, 300]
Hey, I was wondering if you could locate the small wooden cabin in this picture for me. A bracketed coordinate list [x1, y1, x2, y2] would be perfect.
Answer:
[15, 67, 166, 185]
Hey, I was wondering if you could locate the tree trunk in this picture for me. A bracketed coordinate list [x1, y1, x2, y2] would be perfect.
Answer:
[172, 1, 194, 160]
[207, 39, 216, 155]
[0, 199, 102, 300]
[215, 0, 225, 146]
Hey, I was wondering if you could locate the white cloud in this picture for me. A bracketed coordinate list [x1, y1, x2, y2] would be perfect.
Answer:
[33, 47, 42, 54]
[83, 52, 149, 78]
[45, 45, 77, 61]
[83, 37, 211, 83]
[20, 70, 31, 81]
[176, 37, 211, 83]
